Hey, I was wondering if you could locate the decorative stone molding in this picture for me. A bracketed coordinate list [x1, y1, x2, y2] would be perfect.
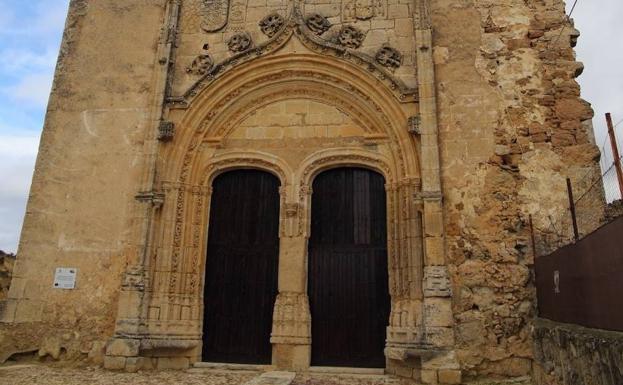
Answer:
[227, 32, 253, 53]
[135, 190, 165, 208]
[259, 13, 285, 38]
[169, 7, 418, 107]
[337, 25, 365, 49]
[157, 121, 175, 142]
[423, 266, 451, 297]
[305, 13, 331, 36]
[271, 292, 311, 345]
[376, 45, 402, 71]
[121, 266, 148, 291]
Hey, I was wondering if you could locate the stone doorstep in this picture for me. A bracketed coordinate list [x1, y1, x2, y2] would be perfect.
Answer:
[244, 371, 296, 385]
[309, 366, 386, 376]
[192, 362, 272, 371]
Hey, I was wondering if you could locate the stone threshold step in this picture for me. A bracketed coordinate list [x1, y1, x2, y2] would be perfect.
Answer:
[192, 362, 270, 371]
[309, 366, 385, 375]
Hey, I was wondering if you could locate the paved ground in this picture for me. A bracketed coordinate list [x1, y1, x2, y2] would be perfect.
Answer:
[0, 364, 407, 385]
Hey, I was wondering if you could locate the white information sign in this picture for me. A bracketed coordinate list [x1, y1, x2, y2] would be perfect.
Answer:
[53, 268, 77, 289]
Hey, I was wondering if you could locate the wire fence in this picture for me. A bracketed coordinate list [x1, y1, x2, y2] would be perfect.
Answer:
[531, 154, 622, 258]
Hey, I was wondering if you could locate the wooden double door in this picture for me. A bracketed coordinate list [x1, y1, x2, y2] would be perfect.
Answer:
[202, 168, 390, 368]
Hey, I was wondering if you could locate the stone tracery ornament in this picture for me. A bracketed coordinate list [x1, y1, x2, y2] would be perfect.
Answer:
[376, 45, 403, 71]
[305, 13, 332, 36]
[227, 32, 253, 53]
[259, 13, 285, 38]
[337, 25, 366, 49]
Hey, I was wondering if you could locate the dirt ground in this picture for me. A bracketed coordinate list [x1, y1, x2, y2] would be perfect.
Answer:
[0, 364, 406, 385]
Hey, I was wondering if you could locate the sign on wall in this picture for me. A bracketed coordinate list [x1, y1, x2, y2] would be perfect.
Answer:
[53, 268, 77, 289]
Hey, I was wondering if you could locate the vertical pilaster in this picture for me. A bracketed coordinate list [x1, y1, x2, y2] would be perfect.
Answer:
[106, 0, 181, 371]
[412, 0, 461, 383]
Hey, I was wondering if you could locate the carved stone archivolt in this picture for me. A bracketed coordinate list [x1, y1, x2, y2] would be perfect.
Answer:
[259, 13, 285, 38]
[227, 32, 253, 53]
[305, 13, 331, 36]
[337, 25, 366, 49]
[376, 45, 403, 71]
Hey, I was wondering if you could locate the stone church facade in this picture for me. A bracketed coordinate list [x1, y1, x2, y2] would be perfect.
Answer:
[0, 0, 601, 384]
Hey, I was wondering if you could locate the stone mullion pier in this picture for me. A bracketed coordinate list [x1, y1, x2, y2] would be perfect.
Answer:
[271, 184, 311, 370]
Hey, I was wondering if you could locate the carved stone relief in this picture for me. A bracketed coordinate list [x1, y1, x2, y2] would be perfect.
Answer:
[158, 121, 176, 142]
[336, 25, 366, 49]
[376, 45, 403, 71]
[424, 266, 451, 297]
[187, 45, 215, 76]
[259, 13, 285, 38]
[271, 292, 311, 345]
[227, 32, 253, 53]
[229, 0, 247, 29]
[201, 0, 230, 32]
[342, 0, 387, 22]
[305, 13, 332, 36]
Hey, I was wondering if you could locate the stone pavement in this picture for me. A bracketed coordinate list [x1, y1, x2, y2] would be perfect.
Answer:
[0, 364, 409, 385]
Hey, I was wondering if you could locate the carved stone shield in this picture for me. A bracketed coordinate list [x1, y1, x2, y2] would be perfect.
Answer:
[201, 0, 230, 32]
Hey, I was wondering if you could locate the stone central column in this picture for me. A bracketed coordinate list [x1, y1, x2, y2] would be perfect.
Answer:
[271, 186, 312, 370]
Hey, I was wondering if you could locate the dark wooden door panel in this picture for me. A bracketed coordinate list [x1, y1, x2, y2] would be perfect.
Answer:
[308, 168, 390, 368]
[202, 170, 280, 364]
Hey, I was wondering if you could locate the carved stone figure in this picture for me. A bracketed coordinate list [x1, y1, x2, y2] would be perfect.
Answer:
[227, 32, 253, 53]
[376, 45, 402, 70]
[305, 13, 332, 36]
[259, 13, 285, 38]
[337, 25, 365, 49]
[200, 0, 230, 32]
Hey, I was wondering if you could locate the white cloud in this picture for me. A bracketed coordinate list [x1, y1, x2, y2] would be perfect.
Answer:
[0, 133, 39, 252]
[3, 72, 54, 107]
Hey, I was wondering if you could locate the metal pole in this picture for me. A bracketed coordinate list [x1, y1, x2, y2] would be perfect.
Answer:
[529, 215, 537, 259]
[606, 113, 623, 198]
[566, 178, 579, 242]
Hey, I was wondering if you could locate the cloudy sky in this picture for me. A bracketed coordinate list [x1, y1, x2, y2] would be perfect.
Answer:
[0, 1, 622, 253]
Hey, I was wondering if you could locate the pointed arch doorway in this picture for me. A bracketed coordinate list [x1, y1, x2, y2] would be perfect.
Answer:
[308, 167, 391, 368]
[202, 169, 280, 364]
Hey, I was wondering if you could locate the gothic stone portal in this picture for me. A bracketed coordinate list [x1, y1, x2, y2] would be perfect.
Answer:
[108, 6, 453, 375]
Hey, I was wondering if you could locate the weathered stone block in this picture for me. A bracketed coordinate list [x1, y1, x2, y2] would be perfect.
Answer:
[156, 357, 190, 370]
[103, 356, 127, 370]
[106, 338, 140, 357]
[437, 369, 461, 384]
[421, 369, 438, 384]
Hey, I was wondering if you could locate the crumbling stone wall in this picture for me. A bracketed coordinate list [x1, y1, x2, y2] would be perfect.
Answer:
[0, 251, 15, 301]
[533, 318, 623, 385]
[433, 0, 603, 381]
